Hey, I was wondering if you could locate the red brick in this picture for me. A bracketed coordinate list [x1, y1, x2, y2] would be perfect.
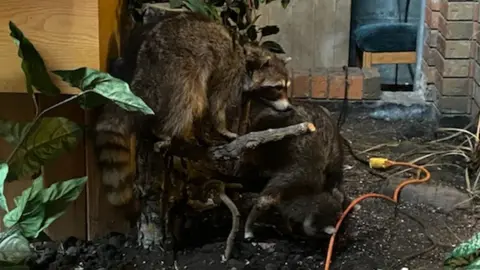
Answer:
[311, 68, 327, 98]
[440, 0, 475, 21]
[291, 70, 310, 98]
[422, 60, 436, 84]
[431, 11, 440, 29]
[327, 67, 363, 100]
[428, 0, 441, 11]
[426, 8, 441, 29]
[474, 2, 479, 22]
[425, 7, 433, 28]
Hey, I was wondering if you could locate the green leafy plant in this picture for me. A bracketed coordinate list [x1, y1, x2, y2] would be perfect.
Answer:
[444, 231, 480, 269]
[0, 21, 154, 265]
[170, 0, 290, 53]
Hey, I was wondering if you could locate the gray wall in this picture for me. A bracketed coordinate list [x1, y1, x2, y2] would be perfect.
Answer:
[257, 0, 352, 71]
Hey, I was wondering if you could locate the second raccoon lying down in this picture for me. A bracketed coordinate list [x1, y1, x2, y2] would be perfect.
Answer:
[242, 101, 350, 239]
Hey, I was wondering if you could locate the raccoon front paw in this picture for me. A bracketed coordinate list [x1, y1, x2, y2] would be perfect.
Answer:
[219, 130, 238, 141]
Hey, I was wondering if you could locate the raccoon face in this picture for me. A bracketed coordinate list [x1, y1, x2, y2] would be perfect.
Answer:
[243, 52, 293, 112]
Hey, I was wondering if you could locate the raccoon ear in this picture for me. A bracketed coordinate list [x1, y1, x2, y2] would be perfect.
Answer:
[244, 43, 271, 69]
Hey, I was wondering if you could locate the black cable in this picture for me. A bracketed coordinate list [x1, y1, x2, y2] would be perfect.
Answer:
[337, 65, 350, 129]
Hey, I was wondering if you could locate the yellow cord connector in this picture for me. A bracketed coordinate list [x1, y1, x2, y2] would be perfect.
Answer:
[368, 157, 391, 169]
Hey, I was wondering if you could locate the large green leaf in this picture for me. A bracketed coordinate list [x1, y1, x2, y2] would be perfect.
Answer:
[0, 119, 32, 146]
[3, 176, 87, 239]
[467, 257, 480, 269]
[281, 0, 290, 8]
[3, 176, 44, 236]
[444, 232, 480, 268]
[5, 117, 82, 180]
[52, 68, 154, 115]
[36, 176, 87, 235]
[8, 21, 60, 96]
[0, 164, 9, 212]
[0, 229, 32, 264]
[183, 0, 220, 21]
[261, 40, 285, 54]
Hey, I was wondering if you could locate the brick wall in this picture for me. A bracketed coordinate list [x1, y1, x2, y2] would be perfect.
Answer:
[290, 0, 480, 120]
[423, 0, 478, 117]
[288, 67, 381, 101]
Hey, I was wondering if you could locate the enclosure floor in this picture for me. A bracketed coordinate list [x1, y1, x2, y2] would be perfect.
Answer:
[30, 101, 476, 270]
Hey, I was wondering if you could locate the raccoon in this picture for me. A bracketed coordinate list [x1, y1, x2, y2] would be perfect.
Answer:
[276, 187, 346, 238]
[95, 11, 292, 206]
[241, 100, 349, 239]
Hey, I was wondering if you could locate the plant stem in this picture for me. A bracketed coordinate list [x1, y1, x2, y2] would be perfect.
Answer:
[5, 90, 94, 165]
[31, 93, 39, 116]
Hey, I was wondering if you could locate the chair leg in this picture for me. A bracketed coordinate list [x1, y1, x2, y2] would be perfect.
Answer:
[362, 52, 372, 68]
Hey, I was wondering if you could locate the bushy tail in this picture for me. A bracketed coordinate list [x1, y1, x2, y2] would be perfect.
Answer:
[94, 103, 135, 206]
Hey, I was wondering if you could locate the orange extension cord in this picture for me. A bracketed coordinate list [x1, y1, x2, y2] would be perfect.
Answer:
[324, 158, 432, 270]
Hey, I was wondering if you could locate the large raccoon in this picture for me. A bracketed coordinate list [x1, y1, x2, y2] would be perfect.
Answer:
[241, 100, 348, 239]
[95, 11, 292, 206]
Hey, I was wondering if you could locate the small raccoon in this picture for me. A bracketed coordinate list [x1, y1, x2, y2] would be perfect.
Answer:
[94, 11, 292, 206]
[241, 100, 349, 239]
[272, 187, 345, 238]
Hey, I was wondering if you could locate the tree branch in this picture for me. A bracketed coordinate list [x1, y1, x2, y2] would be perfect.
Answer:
[154, 121, 316, 163]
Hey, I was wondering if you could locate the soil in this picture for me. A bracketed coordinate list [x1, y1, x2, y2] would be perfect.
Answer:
[26, 101, 480, 270]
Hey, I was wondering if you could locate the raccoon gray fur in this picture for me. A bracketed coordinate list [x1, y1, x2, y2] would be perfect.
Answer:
[242, 100, 349, 239]
[95, 11, 292, 206]
[278, 187, 345, 237]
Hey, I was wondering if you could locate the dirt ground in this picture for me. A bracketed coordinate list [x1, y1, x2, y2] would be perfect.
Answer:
[27, 101, 479, 270]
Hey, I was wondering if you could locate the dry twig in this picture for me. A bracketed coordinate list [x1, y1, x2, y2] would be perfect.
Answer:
[203, 180, 242, 261]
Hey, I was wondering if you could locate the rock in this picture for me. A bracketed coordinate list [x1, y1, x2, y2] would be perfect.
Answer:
[381, 178, 471, 211]
[265, 263, 277, 270]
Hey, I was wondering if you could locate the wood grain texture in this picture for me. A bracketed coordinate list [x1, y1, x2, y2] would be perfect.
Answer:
[0, 0, 99, 94]
[85, 108, 131, 240]
[0, 94, 36, 232]
[37, 96, 87, 240]
[86, 0, 131, 240]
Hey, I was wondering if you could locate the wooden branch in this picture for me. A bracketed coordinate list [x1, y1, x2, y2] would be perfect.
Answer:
[208, 122, 316, 161]
[154, 122, 316, 165]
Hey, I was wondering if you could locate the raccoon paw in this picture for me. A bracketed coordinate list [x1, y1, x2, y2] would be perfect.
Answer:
[219, 130, 238, 141]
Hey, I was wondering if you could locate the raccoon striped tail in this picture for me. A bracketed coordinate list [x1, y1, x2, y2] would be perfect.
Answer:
[94, 103, 136, 206]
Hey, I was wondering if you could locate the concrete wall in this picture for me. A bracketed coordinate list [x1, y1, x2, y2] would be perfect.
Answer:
[256, 0, 352, 70]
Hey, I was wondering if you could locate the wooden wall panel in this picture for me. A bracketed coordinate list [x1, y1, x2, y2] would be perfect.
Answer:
[0, 94, 36, 232]
[38, 96, 87, 240]
[86, 0, 131, 240]
[0, 0, 100, 94]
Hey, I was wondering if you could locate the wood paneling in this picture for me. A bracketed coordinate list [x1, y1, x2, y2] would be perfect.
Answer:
[0, 94, 36, 232]
[0, 0, 131, 240]
[0, 0, 99, 94]
[37, 96, 87, 240]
